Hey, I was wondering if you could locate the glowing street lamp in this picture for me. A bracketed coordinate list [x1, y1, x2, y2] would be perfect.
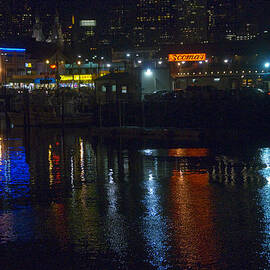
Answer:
[224, 59, 229, 63]
[145, 68, 153, 76]
[265, 62, 270, 68]
[45, 59, 50, 74]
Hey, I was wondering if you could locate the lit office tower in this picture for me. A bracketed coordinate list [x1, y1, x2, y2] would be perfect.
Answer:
[134, 0, 178, 48]
[207, 0, 267, 42]
[177, 0, 208, 44]
[109, 0, 135, 48]
[0, 0, 7, 40]
[8, 0, 33, 39]
[0, 0, 33, 41]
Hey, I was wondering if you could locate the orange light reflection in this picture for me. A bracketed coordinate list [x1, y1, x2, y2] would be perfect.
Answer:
[169, 167, 221, 267]
[169, 148, 208, 157]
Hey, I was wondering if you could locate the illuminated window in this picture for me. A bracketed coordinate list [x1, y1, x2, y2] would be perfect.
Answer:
[121, 86, 127, 93]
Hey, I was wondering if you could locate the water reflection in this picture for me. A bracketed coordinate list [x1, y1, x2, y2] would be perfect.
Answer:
[0, 207, 34, 244]
[0, 135, 30, 200]
[1, 129, 270, 269]
[169, 164, 220, 268]
[142, 159, 170, 269]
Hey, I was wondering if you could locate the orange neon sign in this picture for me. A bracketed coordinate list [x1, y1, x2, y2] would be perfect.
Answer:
[169, 53, 206, 62]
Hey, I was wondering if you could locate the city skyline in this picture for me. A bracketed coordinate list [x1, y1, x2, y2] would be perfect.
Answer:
[1, 0, 270, 51]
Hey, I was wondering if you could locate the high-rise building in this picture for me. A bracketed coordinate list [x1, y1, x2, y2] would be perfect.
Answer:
[108, 0, 208, 49]
[109, 0, 135, 49]
[207, 0, 269, 42]
[0, 0, 33, 41]
[133, 0, 178, 48]
[177, 0, 208, 44]
[0, 0, 7, 41]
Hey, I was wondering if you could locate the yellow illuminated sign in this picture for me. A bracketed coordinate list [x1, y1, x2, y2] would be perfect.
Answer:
[60, 72, 109, 82]
[169, 53, 206, 62]
[60, 75, 93, 81]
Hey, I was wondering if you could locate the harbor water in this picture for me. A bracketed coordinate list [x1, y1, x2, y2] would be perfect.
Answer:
[1, 128, 270, 269]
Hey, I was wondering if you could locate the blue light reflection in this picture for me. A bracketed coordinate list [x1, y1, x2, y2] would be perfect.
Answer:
[142, 164, 170, 269]
[259, 148, 270, 254]
[260, 148, 270, 182]
[0, 140, 30, 200]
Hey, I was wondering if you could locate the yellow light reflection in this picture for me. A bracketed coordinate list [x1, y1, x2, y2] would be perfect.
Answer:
[48, 144, 53, 186]
[0, 136, 4, 162]
[70, 156, 74, 189]
[0, 142, 2, 162]
[79, 138, 85, 182]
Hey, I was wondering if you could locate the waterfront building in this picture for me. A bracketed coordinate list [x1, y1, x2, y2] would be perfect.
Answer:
[96, 49, 172, 103]
[0, 47, 26, 85]
[166, 40, 270, 91]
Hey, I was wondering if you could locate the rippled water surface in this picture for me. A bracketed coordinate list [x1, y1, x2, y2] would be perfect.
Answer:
[1, 128, 270, 269]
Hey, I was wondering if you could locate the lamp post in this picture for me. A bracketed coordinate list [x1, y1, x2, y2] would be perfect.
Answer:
[45, 60, 50, 89]
[45, 60, 50, 75]
[45, 59, 50, 74]
[77, 60, 81, 91]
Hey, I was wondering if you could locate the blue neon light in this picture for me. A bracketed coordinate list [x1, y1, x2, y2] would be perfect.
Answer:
[0, 48, 26, 52]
